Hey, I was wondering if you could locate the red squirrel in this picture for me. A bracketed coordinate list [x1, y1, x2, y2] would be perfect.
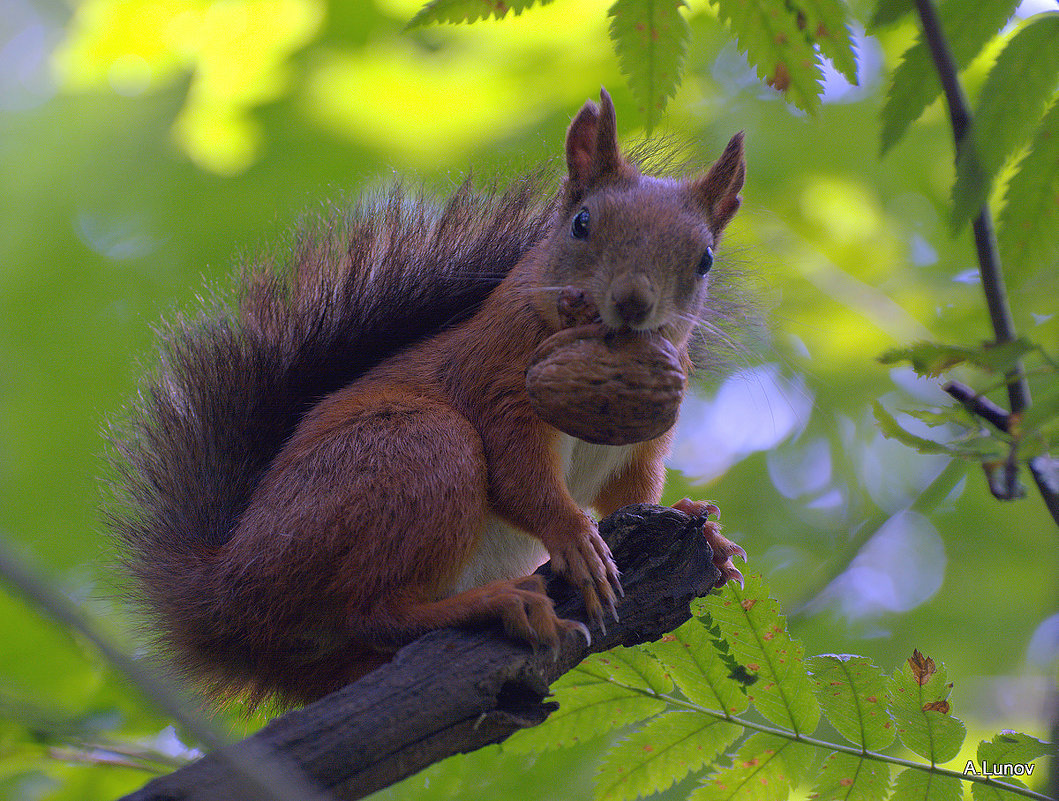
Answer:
[110, 89, 747, 708]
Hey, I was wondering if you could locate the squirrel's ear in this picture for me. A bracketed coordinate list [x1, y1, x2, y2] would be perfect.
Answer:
[565, 88, 627, 191]
[693, 132, 746, 235]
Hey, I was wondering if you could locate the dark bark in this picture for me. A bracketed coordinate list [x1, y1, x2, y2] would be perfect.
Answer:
[119, 504, 721, 801]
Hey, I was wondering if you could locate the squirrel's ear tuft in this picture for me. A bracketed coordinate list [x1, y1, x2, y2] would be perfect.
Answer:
[693, 131, 746, 235]
[565, 88, 629, 194]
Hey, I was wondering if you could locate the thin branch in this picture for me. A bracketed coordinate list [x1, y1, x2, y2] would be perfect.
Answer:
[914, 0, 1059, 526]
[0, 532, 330, 801]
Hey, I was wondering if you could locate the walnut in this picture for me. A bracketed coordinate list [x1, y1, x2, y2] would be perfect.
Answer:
[525, 289, 687, 446]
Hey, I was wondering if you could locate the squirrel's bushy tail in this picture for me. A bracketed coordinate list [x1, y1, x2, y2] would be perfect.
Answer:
[105, 180, 555, 704]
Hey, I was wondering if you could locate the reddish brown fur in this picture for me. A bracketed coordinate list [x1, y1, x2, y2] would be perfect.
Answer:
[111, 89, 746, 708]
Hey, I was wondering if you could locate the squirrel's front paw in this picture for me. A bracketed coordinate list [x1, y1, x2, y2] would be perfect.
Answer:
[547, 526, 623, 635]
[672, 498, 747, 590]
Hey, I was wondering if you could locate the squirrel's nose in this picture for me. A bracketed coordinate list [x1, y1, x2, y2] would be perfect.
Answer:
[609, 273, 656, 328]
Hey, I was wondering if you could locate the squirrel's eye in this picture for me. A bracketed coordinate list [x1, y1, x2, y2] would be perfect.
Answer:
[697, 246, 714, 276]
[571, 208, 590, 239]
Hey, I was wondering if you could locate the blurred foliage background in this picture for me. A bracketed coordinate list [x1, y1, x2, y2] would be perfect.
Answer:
[0, 0, 1056, 798]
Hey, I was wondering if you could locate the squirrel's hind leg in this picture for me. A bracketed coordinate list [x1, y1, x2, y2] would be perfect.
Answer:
[297, 387, 581, 655]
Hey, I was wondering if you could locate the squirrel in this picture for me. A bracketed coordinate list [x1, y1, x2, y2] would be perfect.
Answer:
[108, 89, 748, 709]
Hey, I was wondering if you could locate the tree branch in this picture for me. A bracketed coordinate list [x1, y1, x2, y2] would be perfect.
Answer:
[118, 504, 722, 801]
[915, 0, 1059, 524]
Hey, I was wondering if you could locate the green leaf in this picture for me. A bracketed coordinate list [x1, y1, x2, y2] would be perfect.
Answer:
[502, 659, 666, 753]
[969, 732, 1055, 800]
[809, 751, 891, 800]
[887, 651, 966, 763]
[796, 0, 859, 85]
[878, 339, 1037, 377]
[608, 0, 690, 135]
[645, 618, 750, 716]
[595, 711, 741, 801]
[880, 0, 1021, 154]
[873, 402, 958, 455]
[807, 654, 895, 751]
[979, 730, 1055, 765]
[999, 96, 1059, 281]
[694, 574, 820, 734]
[711, 0, 823, 113]
[890, 768, 963, 801]
[692, 734, 801, 801]
[584, 645, 674, 693]
[952, 13, 1059, 229]
[869, 0, 914, 30]
[1019, 384, 1059, 439]
[406, 0, 552, 27]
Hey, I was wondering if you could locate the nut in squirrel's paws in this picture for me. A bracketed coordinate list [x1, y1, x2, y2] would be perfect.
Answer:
[672, 498, 747, 590]
[525, 288, 687, 446]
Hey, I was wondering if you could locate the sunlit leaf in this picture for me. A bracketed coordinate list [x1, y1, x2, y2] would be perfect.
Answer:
[711, 0, 823, 112]
[645, 618, 750, 715]
[608, 0, 690, 135]
[878, 339, 1036, 377]
[807, 654, 894, 751]
[978, 730, 1055, 766]
[888, 650, 966, 763]
[890, 768, 962, 801]
[695, 575, 820, 734]
[502, 658, 666, 753]
[880, 0, 1021, 154]
[692, 734, 801, 801]
[407, 0, 552, 26]
[869, 0, 914, 30]
[583, 645, 673, 693]
[809, 751, 891, 800]
[797, 0, 859, 85]
[952, 13, 1059, 229]
[596, 711, 740, 801]
[998, 97, 1059, 281]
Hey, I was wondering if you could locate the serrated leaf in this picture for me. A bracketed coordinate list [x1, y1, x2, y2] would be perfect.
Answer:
[979, 730, 1055, 766]
[888, 651, 966, 763]
[874, 402, 958, 455]
[407, 0, 551, 27]
[953, 13, 1059, 229]
[890, 768, 963, 801]
[796, 0, 859, 85]
[694, 574, 820, 734]
[880, 0, 1021, 154]
[809, 752, 891, 800]
[999, 96, 1059, 281]
[645, 618, 751, 715]
[807, 654, 894, 751]
[502, 661, 666, 753]
[869, 0, 914, 30]
[969, 732, 1056, 800]
[583, 646, 674, 694]
[608, 0, 690, 134]
[595, 711, 741, 801]
[711, 0, 823, 112]
[1020, 384, 1059, 438]
[692, 733, 801, 801]
[878, 339, 1036, 377]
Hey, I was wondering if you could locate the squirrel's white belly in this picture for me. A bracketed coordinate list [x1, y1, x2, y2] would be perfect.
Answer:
[451, 435, 638, 594]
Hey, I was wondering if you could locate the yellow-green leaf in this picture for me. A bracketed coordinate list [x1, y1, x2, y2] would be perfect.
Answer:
[807, 654, 894, 751]
[596, 711, 740, 801]
[695, 574, 820, 734]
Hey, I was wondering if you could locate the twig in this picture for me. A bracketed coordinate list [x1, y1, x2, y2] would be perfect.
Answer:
[914, 0, 1059, 525]
[0, 533, 329, 801]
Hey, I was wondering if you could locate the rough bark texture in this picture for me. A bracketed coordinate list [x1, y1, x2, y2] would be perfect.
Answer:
[120, 504, 720, 801]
